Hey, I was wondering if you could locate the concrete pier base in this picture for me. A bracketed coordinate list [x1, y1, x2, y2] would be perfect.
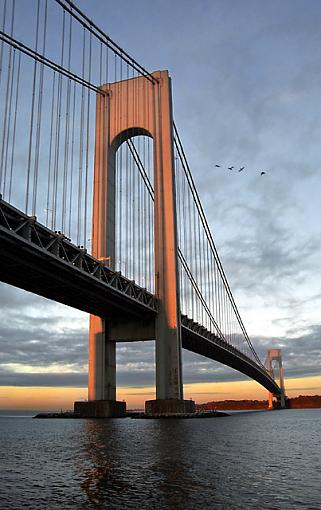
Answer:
[145, 399, 195, 416]
[74, 400, 126, 418]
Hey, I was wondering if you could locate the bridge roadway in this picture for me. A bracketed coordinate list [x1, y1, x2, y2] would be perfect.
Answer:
[0, 197, 280, 396]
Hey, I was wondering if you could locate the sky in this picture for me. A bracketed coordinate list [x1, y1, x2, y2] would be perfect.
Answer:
[1, 0, 321, 410]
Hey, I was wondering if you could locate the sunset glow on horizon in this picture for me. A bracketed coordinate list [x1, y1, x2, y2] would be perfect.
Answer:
[1, 375, 320, 411]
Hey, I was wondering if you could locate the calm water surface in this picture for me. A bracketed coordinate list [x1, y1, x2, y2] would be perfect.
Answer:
[0, 409, 320, 509]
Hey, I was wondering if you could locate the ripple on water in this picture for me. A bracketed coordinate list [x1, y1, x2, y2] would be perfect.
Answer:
[0, 410, 321, 509]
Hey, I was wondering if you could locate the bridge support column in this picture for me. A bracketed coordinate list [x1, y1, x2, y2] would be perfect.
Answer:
[145, 70, 194, 415]
[74, 316, 126, 418]
[267, 349, 286, 410]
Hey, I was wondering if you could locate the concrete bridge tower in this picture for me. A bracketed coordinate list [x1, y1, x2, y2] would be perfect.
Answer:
[75, 71, 195, 417]
[267, 349, 286, 409]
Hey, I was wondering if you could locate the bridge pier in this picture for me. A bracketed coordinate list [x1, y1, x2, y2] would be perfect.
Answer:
[74, 316, 126, 418]
[145, 307, 195, 416]
[88, 316, 116, 402]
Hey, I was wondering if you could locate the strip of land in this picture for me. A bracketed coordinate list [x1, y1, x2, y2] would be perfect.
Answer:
[196, 395, 321, 411]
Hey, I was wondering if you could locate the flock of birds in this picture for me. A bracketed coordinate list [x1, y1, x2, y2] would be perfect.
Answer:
[215, 164, 266, 176]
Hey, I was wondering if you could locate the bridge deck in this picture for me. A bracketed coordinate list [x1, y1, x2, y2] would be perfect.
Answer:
[0, 198, 157, 319]
[181, 319, 280, 395]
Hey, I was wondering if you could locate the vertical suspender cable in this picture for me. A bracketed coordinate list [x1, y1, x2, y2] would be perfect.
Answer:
[62, 9, 72, 233]
[77, 27, 85, 245]
[8, 49, 20, 202]
[68, 80, 76, 237]
[136, 138, 142, 284]
[83, 29, 92, 247]
[46, 72, 56, 227]
[131, 138, 135, 278]
[32, 0, 47, 216]
[0, 0, 7, 89]
[0, 0, 15, 195]
[2, 40, 15, 198]
[2, 45, 15, 197]
[52, 8, 65, 230]
[25, 0, 40, 213]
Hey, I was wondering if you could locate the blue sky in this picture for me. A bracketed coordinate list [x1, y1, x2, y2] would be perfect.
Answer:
[0, 0, 321, 394]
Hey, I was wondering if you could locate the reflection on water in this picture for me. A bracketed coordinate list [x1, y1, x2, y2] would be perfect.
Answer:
[1, 410, 321, 509]
[80, 421, 132, 506]
[80, 419, 204, 509]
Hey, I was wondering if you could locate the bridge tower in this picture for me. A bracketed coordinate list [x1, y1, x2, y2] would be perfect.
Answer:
[267, 349, 286, 409]
[75, 70, 195, 417]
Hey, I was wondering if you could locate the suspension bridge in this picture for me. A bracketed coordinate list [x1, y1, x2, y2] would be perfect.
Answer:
[0, 0, 286, 416]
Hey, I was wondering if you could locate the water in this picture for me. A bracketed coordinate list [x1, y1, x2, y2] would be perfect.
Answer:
[0, 409, 320, 509]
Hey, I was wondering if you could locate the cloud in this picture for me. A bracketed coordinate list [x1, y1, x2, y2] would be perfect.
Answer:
[1, 308, 320, 388]
[0, 372, 87, 387]
[0, 283, 88, 383]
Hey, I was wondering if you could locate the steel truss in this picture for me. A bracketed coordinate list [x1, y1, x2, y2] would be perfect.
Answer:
[0, 196, 157, 315]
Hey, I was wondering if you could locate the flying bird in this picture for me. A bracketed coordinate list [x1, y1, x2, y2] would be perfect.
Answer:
[215, 164, 221, 167]
[228, 166, 234, 170]
[238, 166, 245, 172]
[260, 171, 266, 176]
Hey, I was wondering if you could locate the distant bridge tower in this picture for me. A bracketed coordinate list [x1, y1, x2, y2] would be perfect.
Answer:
[78, 70, 195, 417]
[267, 349, 286, 409]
